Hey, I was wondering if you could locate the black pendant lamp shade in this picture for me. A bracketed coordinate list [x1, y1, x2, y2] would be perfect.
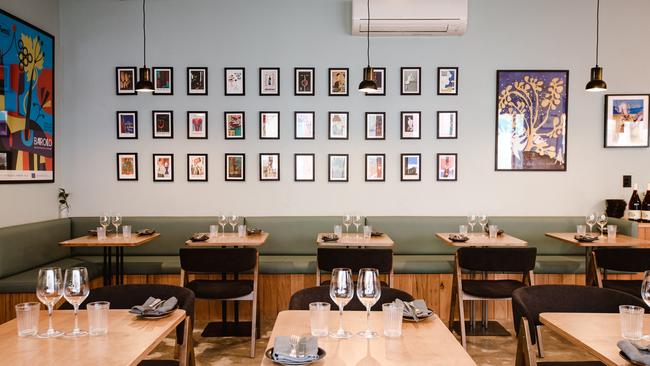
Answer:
[358, 0, 377, 92]
[135, 0, 154, 93]
[586, 0, 607, 92]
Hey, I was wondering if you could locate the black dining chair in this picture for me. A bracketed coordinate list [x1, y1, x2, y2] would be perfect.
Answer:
[316, 248, 394, 287]
[288, 285, 413, 311]
[449, 247, 537, 348]
[512, 285, 648, 366]
[592, 248, 650, 298]
[179, 247, 258, 358]
[60, 284, 195, 366]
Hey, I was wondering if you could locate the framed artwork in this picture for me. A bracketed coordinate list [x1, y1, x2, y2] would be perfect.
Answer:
[224, 112, 245, 139]
[401, 67, 421, 95]
[153, 153, 174, 182]
[328, 154, 348, 182]
[437, 153, 457, 181]
[604, 94, 650, 148]
[496, 70, 569, 171]
[295, 67, 315, 95]
[328, 112, 349, 140]
[116, 153, 138, 181]
[365, 112, 385, 140]
[365, 67, 386, 96]
[152, 110, 173, 138]
[294, 111, 315, 139]
[260, 112, 280, 139]
[437, 67, 458, 95]
[187, 153, 207, 181]
[0, 9, 55, 183]
[401, 112, 421, 139]
[259, 68, 280, 96]
[116, 67, 137, 95]
[225, 153, 245, 181]
[401, 153, 421, 181]
[152, 67, 173, 95]
[187, 67, 207, 95]
[116, 111, 138, 139]
[187, 111, 208, 139]
[294, 153, 315, 182]
[259, 153, 280, 181]
[365, 154, 385, 182]
[328, 68, 349, 96]
[225, 67, 245, 95]
[437, 111, 458, 139]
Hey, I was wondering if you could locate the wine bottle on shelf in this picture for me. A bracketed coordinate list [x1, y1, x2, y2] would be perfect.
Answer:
[641, 184, 650, 223]
[628, 183, 642, 221]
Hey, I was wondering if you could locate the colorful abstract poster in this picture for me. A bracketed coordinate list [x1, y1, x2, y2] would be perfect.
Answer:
[0, 10, 55, 182]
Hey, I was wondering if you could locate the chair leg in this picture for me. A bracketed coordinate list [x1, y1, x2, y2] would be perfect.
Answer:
[458, 296, 467, 349]
[536, 326, 544, 358]
[448, 277, 457, 329]
[250, 299, 258, 358]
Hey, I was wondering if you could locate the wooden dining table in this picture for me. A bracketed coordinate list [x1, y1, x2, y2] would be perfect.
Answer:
[261, 310, 476, 365]
[316, 232, 395, 248]
[0, 309, 185, 366]
[184, 232, 268, 247]
[436, 232, 528, 247]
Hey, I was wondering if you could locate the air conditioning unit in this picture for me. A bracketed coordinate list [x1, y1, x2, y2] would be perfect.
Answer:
[352, 0, 467, 36]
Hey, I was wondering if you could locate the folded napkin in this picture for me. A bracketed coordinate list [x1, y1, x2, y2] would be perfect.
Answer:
[371, 231, 384, 237]
[273, 336, 319, 364]
[190, 233, 209, 242]
[88, 229, 113, 236]
[129, 296, 178, 316]
[321, 234, 339, 242]
[247, 228, 262, 235]
[137, 228, 156, 236]
[448, 233, 469, 242]
[395, 298, 433, 318]
[574, 234, 599, 242]
[618, 340, 650, 365]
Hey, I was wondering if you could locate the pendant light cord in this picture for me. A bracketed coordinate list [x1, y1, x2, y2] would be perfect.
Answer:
[143, 0, 147, 66]
[595, 0, 600, 66]
[366, 0, 370, 67]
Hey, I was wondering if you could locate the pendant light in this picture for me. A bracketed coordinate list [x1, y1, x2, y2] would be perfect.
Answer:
[358, 0, 378, 92]
[135, 0, 154, 93]
[585, 0, 607, 92]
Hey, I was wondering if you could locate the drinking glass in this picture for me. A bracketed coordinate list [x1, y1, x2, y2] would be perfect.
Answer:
[99, 213, 109, 233]
[478, 214, 489, 233]
[36, 267, 64, 338]
[97, 227, 106, 241]
[15, 302, 40, 337]
[87, 301, 110, 336]
[122, 225, 132, 239]
[112, 213, 122, 237]
[459, 225, 468, 235]
[467, 214, 477, 235]
[343, 215, 352, 235]
[209, 224, 218, 238]
[228, 214, 238, 232]
[238, 224, 247, 238]
[642, 271, 650, 309]
[309, 302, 330, 337]
[217, 214, 228, 236]
[596, 213, 608, 234]
[363, 226, 372, 240]
[608, 225, 617, 240]
[356, 268, 381, 338]
[585, 213, 596, 233]
[620, 305, 644, 340]
[382, 303, 404, 337]
[353, 215, 363, 239]
[576, 225, 587, 236]
[334, 225, 343, 237]
[489, 225, 498, 239]
[329, 268, 353, 339]
[63, 267, 90, 336]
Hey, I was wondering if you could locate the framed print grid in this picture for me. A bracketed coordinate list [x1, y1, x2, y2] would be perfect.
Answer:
[259, 153, 280, 181]
[259, 111, 280, 139]
[365, 154, 385, 182]
[187, 153, 208, 181]
[225, 67, 245, 95]
[328, 68, 349, 96]
[437, 153, 457, 181]
[116, 111, 138, 139]
[401, 153, 421, 181]
[259, 68, 280, 96]
[295, 67, 315, 96]
[225, 153, 245, 181]
[152, 110, 173, 138]
[437, 67, 458, 95]
[294, 153, 315, 182]
[224, 112, 245, 139]
[365, 112, 385, 140]
[365, 67, 386, 96]
[187, 67, 208, 95]
[116, 67, 137, 95]
[187, 111, 208, 139]
[604, 94, 650, 148]
[328, 112, 349, 139]
[152, 67, 173, 95]
[116, 153, 138, 181]
[152, 153, 174, 182]
[401, 111, 421, 139]
[437, 111, 458, 139]
[328, 154, 348, 182]
[294, 111, 315, 139]
[401, 67, 421, 95]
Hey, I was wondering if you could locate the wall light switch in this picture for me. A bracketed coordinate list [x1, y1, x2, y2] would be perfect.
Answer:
[623, 175, 632, 188]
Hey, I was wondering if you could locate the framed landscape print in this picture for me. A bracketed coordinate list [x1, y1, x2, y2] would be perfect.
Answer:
[366, 112, 385, 140]
[437, 111, 458, 139]
[152, 111, 173, 138]
[187, 67, 207, 95]
[259, 68, 280, 96]
[365, 154, 385, 182]
[401, 112, 421, 139]
[401, 153, 421, 181]
[437, 67, 458, 95]
[294, 153, 315, 181]
[116, 153, 138, 181]
[496, 70, 568, 171]
[295, 67, 315, 95]
[116, 111, 137, 139]
[259, 153, 280, 181]
[328, 112, 349, 139]
[187, 111, 208, 139]
[294, 111, 315, 139]
[437, 153, 457, 181]
[329, 68, 348, 96]
[328, 154, 348, 182]
[187, 154, 208, 182]
[401, 67, 421, 95]
[365, 67, 385, 96]
[604, 94, 650, 148]
[153, 67, 173, 95]
[225, 153, 245, 181]
[224, 112, 245, 139]
[153, 154, 174, 182]
[260, 112, 280, 139]
[116, 67, 137, 95]
[225, 67, 245, 95]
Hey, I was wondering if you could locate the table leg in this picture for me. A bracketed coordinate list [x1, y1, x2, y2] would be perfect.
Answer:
[107, 247, 113, 285]
[585, 247, 595, 286]
[102, 247, 110, 286]
[234, 272, 240, 322]
[481, 271, 488, 328]
[116, 247, 124, 285]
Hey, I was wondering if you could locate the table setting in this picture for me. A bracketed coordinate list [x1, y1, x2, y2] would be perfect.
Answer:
[616, 270, 650, 366]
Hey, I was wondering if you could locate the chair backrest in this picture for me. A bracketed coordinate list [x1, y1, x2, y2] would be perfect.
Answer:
[317, 248, 393, 274]
[179, 248, 257, 273]
[288, 286, 413, 311]
[457, 247, 537, 272]
[594, 248, 650, 273]
[512, 285, 648, 344]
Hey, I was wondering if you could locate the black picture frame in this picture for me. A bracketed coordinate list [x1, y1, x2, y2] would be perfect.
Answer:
[116, 111, 138, 139]
[365, 67, 386, 96]
[604, 94, 650, 148]
[437, 111, 458, 139]
[328, 67, 349, 96]
[259, 153, 280, 181]
[224, 112, 245, 139]
[437, 67, 459, 95]
[436, 153, 458, 181]
[259, 67, 280, 96]
[400, 67, 421, 95]
[294, 153, 315, 182]
[224, 67, 245, 96]
[187, 67, 208, 95]
[259, 111, 280, 139]
[187, 111, 208, 139]
[328, 154, 349, 182]
[152, 66, 174, 95]
[400, 111, 421, 139]
[152, 153, 174, 182]
[187, 153, 208, 182]
[116, 66, 137, 95]
[365, 112, 386, 140]
[225, 153, 246, 181]
[365, 153, 385, 182]
[152, 110, 174, 139]
[328, 111, 349, 140]
[116, 153, 138, 181]
[294, 67, 315, 96]
[294, 111, 315, 139]
[400, 153, 421, 181]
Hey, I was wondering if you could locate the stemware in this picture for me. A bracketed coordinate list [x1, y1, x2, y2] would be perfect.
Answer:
[99, 213, 109, 233]
[343, 215, 352, 235]
[329, 268, 354, 339]
[596, 213, 608, 234]
[63, 267, 90, 336]
[467, 214, 477, 235]
[112, 213, 122, 237]
[585, 213, 596, 234]
[478, 214, 489, 234]
[356, 269, 381, 338]
[36, 267, 64, 338]
[218, 214, 228, 236]
[353, 215, 363, 239]
[228, 214, 238, 232]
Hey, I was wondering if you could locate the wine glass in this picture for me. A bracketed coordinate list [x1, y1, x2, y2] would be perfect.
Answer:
[112, 213, 122, 237]
[467, 214, 477, 235]
[478, 214, 489, 234]
[218, 214, 228, 236]
[596, 213, 608, 234]
[585, 213, 596, 233]
[343, 215, 352, 235]
[63, 267, 90, 336]
[356, 268, 381, 338]
[99, 213, 109, 232]
[329, 268, 353, 339]
[353, 215, 363, 239]
[642, 271, 650, 308]
[36, 267, 64, 338]
[228, 214, 238, 232]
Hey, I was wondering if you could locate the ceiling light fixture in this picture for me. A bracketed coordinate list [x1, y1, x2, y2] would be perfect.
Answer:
[135, 0, 154, 93]
[358, 0, 378, 93]
[585, 0, 607, 92]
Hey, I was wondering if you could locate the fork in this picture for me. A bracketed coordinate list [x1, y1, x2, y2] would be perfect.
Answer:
[289, 335, 300, 358]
